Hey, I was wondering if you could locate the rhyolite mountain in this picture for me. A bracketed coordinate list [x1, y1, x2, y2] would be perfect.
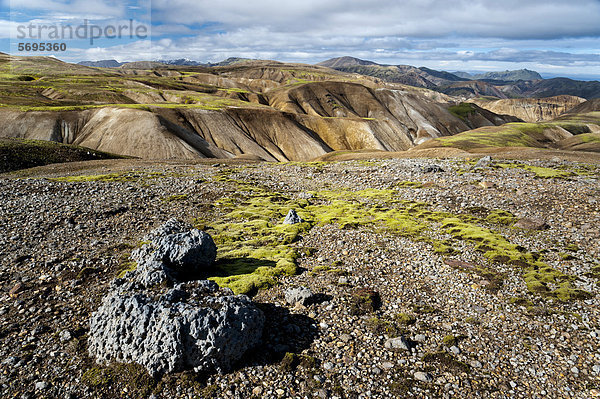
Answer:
[468, 95, 587, 123]
[453, 69, 543, 82]
[318, 56, 467, 89]
[0, 53, 520, 161]
[317, 56, 379, 68]
[319, 57, 600, 100]
[2, 52, 600, 163]
[77, 57, 251, 69]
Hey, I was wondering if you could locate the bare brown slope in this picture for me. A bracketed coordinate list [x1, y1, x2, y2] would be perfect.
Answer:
[267, 81, 517, 150]
[0, 108, 232, 160]
[557, 133, 600, 153]
[72, 108, 233, 159]
[162, 108, 332, 161]
[0, 107, 333, 161]
[565, 98, 600, 114]
[470, 95, 586, 122]
[0, 109, 95, 143]
[0, 56, 526, 161]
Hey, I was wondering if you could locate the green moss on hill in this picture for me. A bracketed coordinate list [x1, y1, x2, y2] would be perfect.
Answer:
[82, 363, 156, 397]
[448, 103, 478, 121]
[433, 123, 550, 149]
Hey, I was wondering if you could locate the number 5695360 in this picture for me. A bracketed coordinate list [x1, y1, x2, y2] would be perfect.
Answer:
[17, 43, 67, 51]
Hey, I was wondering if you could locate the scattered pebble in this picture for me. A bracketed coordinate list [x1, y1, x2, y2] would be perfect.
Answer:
[0, 158, 598, 398]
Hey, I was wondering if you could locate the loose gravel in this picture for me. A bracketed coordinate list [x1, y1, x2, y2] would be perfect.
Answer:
[0, 157, 599, 398]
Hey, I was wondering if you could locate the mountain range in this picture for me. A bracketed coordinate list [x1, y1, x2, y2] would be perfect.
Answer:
[452, 69, 542, 81]
[317, 57, 600, 100]
[78, 57, 249, 69]
[77, 56, 600, 100]
[2, 53, 520, 161]
[0, 52, 598, 165]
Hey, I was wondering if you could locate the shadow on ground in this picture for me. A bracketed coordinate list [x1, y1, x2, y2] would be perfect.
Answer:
[235, 302, 319, 368]
[212, 257, 277, 276]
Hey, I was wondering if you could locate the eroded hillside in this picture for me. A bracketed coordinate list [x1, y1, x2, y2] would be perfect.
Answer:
[469, 96, 586, 123]
[0, 54, 518, 161]
[319, 57, 600, 101]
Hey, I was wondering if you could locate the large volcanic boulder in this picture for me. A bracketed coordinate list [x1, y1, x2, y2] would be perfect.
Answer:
[87, 219, 264, 377]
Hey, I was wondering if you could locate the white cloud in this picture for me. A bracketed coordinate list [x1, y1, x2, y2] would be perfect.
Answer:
[0, 19, 20, 38]
[7, 0, 127, 19]
[150, 0, 600, 40]
[4, 0, 600, 78]
[137, 0, 600, 77]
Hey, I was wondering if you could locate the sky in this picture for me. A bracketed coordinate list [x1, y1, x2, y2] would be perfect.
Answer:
[1, 0, 600, 80]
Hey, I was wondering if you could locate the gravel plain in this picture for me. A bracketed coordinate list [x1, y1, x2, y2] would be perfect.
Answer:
[0, 156, 599, 398]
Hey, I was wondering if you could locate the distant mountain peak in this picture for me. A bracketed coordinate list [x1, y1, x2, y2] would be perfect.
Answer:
[78, 60, 123, 68]
[206, 57, 252, 67]
[475, 69, 542, 82]
[448, 69, 542, 82]
[157, 59, 205, 66]
[317, 56, 379, 68]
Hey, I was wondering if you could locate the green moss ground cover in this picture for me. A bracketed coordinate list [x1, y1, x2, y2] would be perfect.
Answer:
[195, 167, 587, 300]
[50, 171, 171, 183]
[54, 164, 588, 301]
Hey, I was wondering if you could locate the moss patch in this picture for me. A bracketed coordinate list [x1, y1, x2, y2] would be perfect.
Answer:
[396, 181, 423, 189]
[485, 210, 517, 226]
[280, 352, 318, 372]
[201, 182, 314, 294]
[440, 217, 585, 300]
[51, 171, 170, 183]
[162, 194, 189, 203]
[203, 174, 428, 295]
[117, 261, 137, 278]
[81, 363, 156, 397]
[422, 351, 470, 373]
[395, 313, 417, 326]
[367, 317, 406, 336]
[412, 304, 436, 314]
[442, 335, 457, 347]
[589, 264, 600, 279]
[448, 102, 477, 121]
[349, 288, 382, 315]
[201, 172, 587, 301]
[496, 163, 573, 179]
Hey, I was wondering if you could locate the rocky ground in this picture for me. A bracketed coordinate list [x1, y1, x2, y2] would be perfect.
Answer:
[0, 156, 599, 398]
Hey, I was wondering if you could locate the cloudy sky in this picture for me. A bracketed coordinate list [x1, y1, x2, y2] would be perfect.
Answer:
[1, 0, 600, 79]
